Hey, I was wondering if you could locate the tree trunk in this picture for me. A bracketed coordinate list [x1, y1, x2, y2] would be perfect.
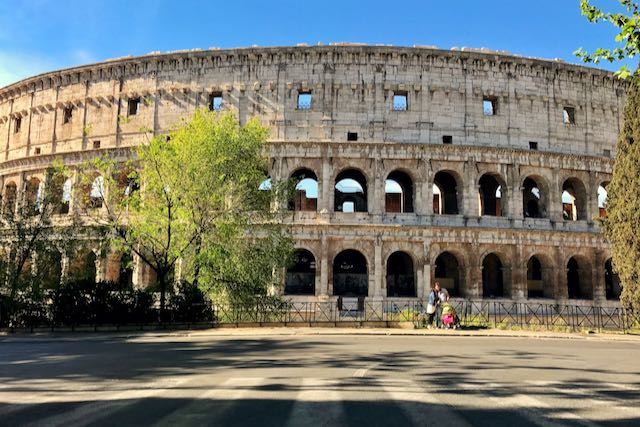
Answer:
[158, 271, 167, 323]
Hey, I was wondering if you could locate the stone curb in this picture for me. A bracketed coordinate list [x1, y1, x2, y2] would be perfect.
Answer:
[1, 327, 638, 343]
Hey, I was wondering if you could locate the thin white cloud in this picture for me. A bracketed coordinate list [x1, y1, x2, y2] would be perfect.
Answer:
[71, 49, 96, 66]
[0, 51, 54, 87]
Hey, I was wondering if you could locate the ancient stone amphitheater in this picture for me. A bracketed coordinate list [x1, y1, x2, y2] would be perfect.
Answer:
[0, 45, 627, 305]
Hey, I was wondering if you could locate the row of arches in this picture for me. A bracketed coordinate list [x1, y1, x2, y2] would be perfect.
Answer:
[5, 248, 135, 288]
[284, 249, 622, 300]
[287, 168, 609, 220]
[2, 171, 138, 215]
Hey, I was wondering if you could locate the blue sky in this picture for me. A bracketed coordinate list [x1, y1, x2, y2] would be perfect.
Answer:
[0, 0, 635, 87]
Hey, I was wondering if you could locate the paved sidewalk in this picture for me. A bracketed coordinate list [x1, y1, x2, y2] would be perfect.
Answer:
[1, 326, 639, 342]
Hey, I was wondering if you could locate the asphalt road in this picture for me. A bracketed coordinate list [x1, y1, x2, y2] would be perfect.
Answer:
[0, 331, 638, 427]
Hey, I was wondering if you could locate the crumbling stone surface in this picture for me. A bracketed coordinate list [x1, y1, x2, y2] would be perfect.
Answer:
[0, 45, 625, 304]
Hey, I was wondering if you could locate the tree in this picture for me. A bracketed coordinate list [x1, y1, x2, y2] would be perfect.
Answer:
[575, 0, 640, 78]
[576, 1, 640, 313]
[83, 110, 293, 319]
[0, 163, 77, 322]
[600, 76, 640, 314]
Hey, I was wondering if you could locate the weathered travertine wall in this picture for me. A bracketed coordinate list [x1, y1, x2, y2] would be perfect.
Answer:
[0, 45, 627, 304]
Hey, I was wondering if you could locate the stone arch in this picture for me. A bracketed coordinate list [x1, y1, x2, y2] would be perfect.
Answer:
[115, 167, 140, 198]
[433, 170, 462, 215]
[386, 251, 416, 297]
[604, 258, 621, 300]
[47, 171, 73, 215]
[332, 249, 368, 296]
[3, 180, 17, 214]
[24, 177, 43, 212]
[289, 168, 318, 212]
[434, 251, 463, 297]
[83, 174, 105, 209]
[119, 252, 134, 287]
[68, 248, 98, 283]
[38, 247, 63, 289]
[478, 172, 507, 217]
[385, 170, 414, 213]
[562, 177, 587, 221]
[335, 168, 367, 213]
[285, 248, 317, 295]
[526, 254, 554, 299]
[597, 181, 609, 218]
[482, 252, 509, 298]
[566, 255, 593, 300]
[522, 175, 549, 219]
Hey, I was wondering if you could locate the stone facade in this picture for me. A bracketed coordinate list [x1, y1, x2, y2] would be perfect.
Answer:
[0, 45, 627, 304]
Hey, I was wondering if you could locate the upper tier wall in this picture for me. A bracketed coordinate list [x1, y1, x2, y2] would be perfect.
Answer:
[0, 45, 628, 163]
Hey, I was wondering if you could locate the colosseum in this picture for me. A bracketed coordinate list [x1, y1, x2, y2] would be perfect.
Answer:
[0, 44, 627, 305]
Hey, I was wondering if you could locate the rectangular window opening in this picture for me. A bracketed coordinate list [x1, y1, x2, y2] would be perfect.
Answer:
[209, 92, 223, 111]
[14, 117, 21, 134]
[34, 147, 41, 155]
[442, 135, 453, 144]
[63, 106, 73, 124]
[347, 132, 358, 141]
[563, 106, 575, 125]
[128, 98, 140, 116]
[93, 140, 101, 149]
[483, 98, 496, 116]
[393, 92, 408, 111]
[603, 149, 611, 157]
[529, 141, 538, 150]
[297, 91, 312, 110]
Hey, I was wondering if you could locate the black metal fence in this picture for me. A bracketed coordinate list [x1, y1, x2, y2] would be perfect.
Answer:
[2, 298, 638, 333]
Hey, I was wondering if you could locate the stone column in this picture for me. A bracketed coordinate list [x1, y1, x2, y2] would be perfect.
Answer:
[319, 234, 329, 298]
[549, 169, 563, 223]
[511, 265, 527, 300]
[593, 250, 605, 303]
[371, 160, 383, 218]
[372, 236, 382, 298]
[60, 251, 70, 283]
[104, 250, 121, 283]
[320, 156, 331, 213]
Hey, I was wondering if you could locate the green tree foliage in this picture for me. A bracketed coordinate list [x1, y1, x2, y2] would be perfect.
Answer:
[575, 0, 640, 78]
[576, 1, 640, 313]
[83, 110, 293, 318]
[601, 73, 640, 313]
[0, 163, 76, 306]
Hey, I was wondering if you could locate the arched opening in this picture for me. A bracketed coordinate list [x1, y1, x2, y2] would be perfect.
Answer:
[386, 251, 415, 297]
[88, 175, 104, 209]
[526, 256, 547, 298]
[478, 173, 505, 216]
[335, 169, 367, 213]
[434, 251, 461, 297]
[433, 171, 460, 215]
[257, 177, 273, 210]
[115, 168, 140, 198]
[49, 174, 72, 215]
[289, 169, 318, 212]
[598, 183, 608, 218]
[333, 249, 368, 296]
[39, 248, 63, 289]
[567, 256, 592, 300]
[562, 178, 587, 221]
[385, 171, 413, 213]
[3, 181, 17, 215]
[285, 249, 316, 295]
[24, 177, 43, 213]
[69, 250, 97, 283]
[522, 176, 547, 219]
[482, 253, 504, 298]
[604, 258, 621, 300]
[119, 252, 134, 287]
